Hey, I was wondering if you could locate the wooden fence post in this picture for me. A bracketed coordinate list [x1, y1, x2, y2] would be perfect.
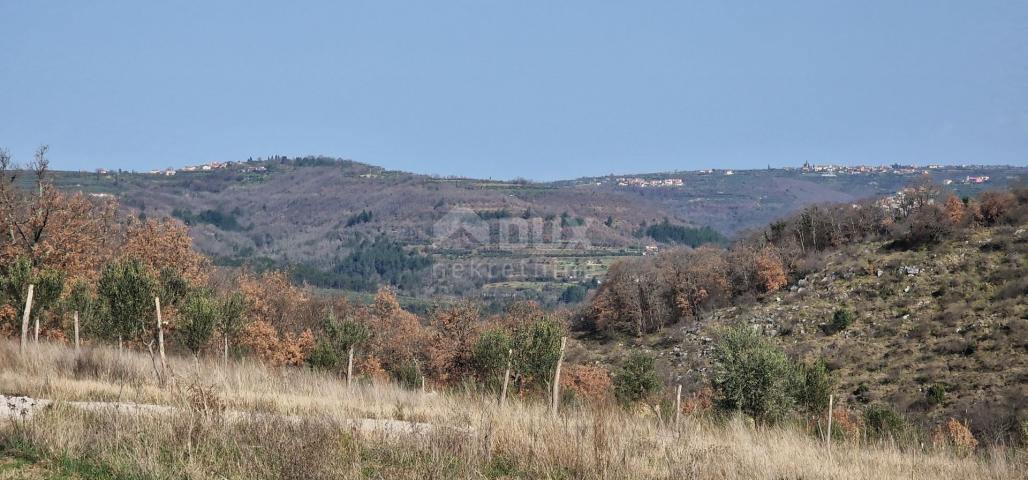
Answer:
[550, 336, 567, 417]
[675, 384, 683, 425]
[499, 348, 512, 406]
[74, 311, 80, 354]
[827, 394, 834, 461]
[155, 297, 166, 373]
[346, 346, 355, 387]
[19, 284, 34, 355]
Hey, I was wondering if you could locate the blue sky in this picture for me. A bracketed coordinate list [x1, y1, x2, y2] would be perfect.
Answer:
[1, 1, 1026, 180]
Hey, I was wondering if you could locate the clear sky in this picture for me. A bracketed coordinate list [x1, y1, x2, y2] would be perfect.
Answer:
[1, 1, 1026, 180]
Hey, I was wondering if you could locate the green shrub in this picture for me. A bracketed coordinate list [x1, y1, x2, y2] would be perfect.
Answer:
[712, 326, 798, 424]
[795, 359, 833, 414]
[471, 328, 512, 391]
[390, 360, 423, 390]
[926, 383, 946, 406]
[176, 289, 220, 356]
[307, 310, 371, 373]
[613, 352, 661, 406]
[821, 308, 854, 335]
[511, 317, 564, 390]
[863, 403, 908, 442]
[96, 259, 158, 343]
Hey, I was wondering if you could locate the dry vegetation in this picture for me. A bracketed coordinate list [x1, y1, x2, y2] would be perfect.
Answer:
[2, 340, 1025, 480]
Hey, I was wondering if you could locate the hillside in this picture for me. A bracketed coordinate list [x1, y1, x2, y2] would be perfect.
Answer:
[573, 222, 1028, 438]
[47, 157, 1025, 306]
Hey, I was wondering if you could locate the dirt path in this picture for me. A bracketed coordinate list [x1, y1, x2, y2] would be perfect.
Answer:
[1, 394, 436, 436]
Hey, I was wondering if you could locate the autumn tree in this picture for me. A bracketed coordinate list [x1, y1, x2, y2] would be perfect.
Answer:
[753, 246, 788, 293]
[0, 146, 117, 282]
[121, 218, 208, 285]
[366, 287, 424, 373]
[976, 191, 1015, 226]
[943, 194, 966, 226]
[423, 300, 480, 384]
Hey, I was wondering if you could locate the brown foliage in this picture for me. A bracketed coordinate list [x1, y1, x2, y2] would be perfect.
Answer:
[423, 301, 480, 385]
[121, 218, 208, 284]
[754, 246, 788, 293]
[239, 320, 315, 366]
[943, 195, 966, 226]
[681, 387, 714, 415]
[365, 287, 424, 371]
[237, 270, 308, 330]
[832, 407, 862, 442]
[358, 354, 389, 384]
[931, 418, 978, 456]
[0, 185, 117, 282]
[976, 191, 1015, 226]
[667, 247, 730, 318]
[560, 364, 612, 403]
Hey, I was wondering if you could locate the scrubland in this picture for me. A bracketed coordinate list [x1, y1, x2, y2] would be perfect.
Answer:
[1, 340, 1024, 479]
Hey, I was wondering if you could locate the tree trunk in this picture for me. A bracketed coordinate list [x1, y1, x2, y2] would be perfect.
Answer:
[550, 336, 567, 417]
[33, 316, 39, 344]
[224, 335, 229, 366]
[19, 284, 34, 355]
[346, 346, 355, 387]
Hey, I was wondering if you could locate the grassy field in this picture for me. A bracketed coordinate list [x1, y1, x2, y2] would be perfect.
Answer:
[1, 340, 1024, 479]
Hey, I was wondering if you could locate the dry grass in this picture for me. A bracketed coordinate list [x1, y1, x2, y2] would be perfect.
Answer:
[1, 340, 1025, 479]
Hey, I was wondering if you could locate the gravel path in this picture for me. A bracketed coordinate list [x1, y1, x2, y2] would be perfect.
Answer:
[1, 394, 436, 436]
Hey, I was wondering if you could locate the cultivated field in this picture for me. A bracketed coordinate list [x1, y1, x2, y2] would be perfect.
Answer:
[1, 341, 1023, 479]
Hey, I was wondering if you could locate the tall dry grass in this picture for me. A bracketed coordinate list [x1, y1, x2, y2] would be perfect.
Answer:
[1, 340, 1024, 479]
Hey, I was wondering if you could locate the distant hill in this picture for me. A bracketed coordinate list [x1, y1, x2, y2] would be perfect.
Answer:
[46, 157, 1026, 305]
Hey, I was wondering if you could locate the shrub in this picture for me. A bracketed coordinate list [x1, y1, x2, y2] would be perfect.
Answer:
[712, 326, 798, 424]
[863, 403, 908, 442]
[471, 328, 512, 391]
[511, 317, 565, 391]
[926, 383, 946, 406]
[795, 359, 833, 414]
[931, 418, 978, 456]
[821, 308, 854, 335]
[561, 364, 613, 404]
[390, 359, 423, 390]
[176, 289, 220, 356]
[308, 310, 370, 373]
[831, 407, 862, 442]
[96, 258, 158, 343]
[613, 353, 661, 406]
